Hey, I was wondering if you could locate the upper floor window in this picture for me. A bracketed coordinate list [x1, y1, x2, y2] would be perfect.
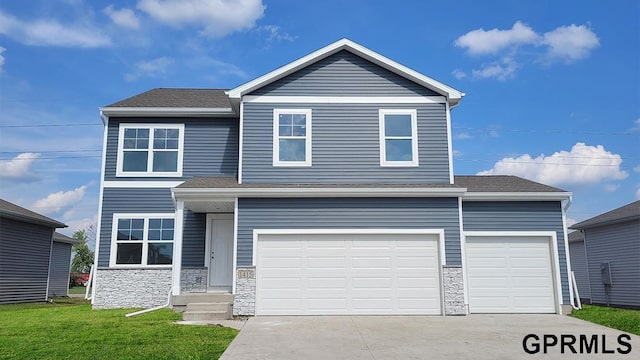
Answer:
[379, 109, 419, 167]
[110, 214, 175, 267]
[273, 109, 312, 167]
[117, 124, 184, 177]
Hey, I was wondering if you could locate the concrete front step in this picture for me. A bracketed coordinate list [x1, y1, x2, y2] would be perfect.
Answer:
[172, 293, 233, 306]
[186, 302, 230, 312]
[182, 310, 230, 321]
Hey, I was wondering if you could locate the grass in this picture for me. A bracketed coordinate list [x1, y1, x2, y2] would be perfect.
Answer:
[571, 305, 640, 335]
[0, 298, 238, 359]
[68, 286, 87, 295]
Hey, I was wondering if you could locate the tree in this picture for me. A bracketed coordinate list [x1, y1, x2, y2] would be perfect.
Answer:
[71, 229, 95, 273]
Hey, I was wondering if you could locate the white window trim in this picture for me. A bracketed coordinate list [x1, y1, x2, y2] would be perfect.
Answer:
[379, 109, 419, 167]
[116, 123, 185, 177]
[272, 109, 312, 167]
[109, 213, 176, 268]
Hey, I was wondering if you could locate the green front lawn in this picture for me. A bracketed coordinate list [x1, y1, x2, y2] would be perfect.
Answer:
[0, 298, 238, 359]
[571, 305, 640, 335]
[68, 286, 87, 295]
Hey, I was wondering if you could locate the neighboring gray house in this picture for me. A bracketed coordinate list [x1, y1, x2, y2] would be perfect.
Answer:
[0, 199, 72, 303]
[568, 231, 591, 303]
[93, 39, 574, 316]
[571, 200, 640, 308]
[48, 232, 79, 298]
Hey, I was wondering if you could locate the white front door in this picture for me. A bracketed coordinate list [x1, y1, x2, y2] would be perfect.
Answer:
[208, 216, 233, 289]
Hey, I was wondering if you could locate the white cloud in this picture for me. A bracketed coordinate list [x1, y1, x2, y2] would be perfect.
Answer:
[636, 187, 640, 200]
[603, 184, 619, 192]
[0, 153, 40, 181]
[258, 25, 296, 42]
[454, 21, 538, 55]
[542, 24, 599, 63]
[453, 150, 463, 157]
[137, 0, 265, 38]
[0, 9, 111, 48]
[104, 5, 140, 29]
[455, 132, 472, 140]
[0, 46, 5, 73]
[125, 56, 173, 81]
[32, 185, 88, 215]
[477, 142, 628, 186]
[634, 165, 640, 173]
[452, 69, 467, 79]
[471, 56, 519, 80]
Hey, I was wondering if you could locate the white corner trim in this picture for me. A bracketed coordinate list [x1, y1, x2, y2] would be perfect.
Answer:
[172, 201, 184, 295]
[457, 197, 469, 312]
[91, 117, 109, 304]
[561, 197, 575, 308]
[232, 198, 238, 295]
[463, 192, 573, 201]
[379, 109, 419, 167]
[103, 181, 184, 188]
[100, 107, 234, 117]
[464, 230, 563, 314]
[243, 95, 446, 104]
[272, 108, 312, 167]
[445, 102, 454, 185]
[238, 102, 244, 184]
[228, 38, 464, 103]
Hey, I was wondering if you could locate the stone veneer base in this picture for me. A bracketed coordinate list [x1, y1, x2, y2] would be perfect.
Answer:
[443, 265, 467, 315]
[93, 268, 171, 309]
[233, 267, 256, 316]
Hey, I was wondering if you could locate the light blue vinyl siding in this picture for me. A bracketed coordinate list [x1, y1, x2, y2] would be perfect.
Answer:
[461, 201, 570, 304]
[237, 197, 460, 266]
[98, 188, 204, 267]
[48, 241, 72, 297]
[0, 218, 53, 304]
[584, 220, 640, 307]
[242, 103, 450, 184]
[569, 240, 591, 301]
[250, 50, 439, 97]
[104, 117, 238, 181]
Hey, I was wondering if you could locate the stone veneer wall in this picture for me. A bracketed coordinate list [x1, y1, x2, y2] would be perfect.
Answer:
[93, 268, 171, 309]
[443, 265, 466, 315]
[233, 267, 256, 316]
[180, 267, 207, 293]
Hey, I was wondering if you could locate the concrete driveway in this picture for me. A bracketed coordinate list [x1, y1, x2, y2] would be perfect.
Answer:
[221, 315, 638, 359]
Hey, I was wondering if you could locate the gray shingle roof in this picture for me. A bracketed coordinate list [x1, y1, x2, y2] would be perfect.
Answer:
[571, 200, 640, 230]
[0, 198, 66, 228]
[105, 88, 232, 108]
[176, 177, 463, 189]
[53, 232, 80, 244]
[454, 175, 566, 192]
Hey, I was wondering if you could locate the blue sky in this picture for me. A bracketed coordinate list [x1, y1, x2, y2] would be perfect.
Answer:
[0, 0, 638, 236]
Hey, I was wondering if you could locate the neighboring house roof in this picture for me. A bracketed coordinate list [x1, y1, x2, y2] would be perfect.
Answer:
[53, 232, 80, 245]
[227, 38, 465, 106]
[571, 200, 640, 230]
[0, 198, 66, 228]
[100, 88, 235, 117]
[568, 231, 584, 243]
[454, 175, 565, 193]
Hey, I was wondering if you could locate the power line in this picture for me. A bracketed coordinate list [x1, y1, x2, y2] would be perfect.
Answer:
[453, 126, 639, 136]
[0, 150, 101, 154]
[0, 123, 101, 128]
[0, 155, 101, 160]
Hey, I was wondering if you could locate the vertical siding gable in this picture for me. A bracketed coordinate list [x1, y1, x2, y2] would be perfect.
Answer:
[104, 117, 238, 181]
[242, 102, 450, 184]
[461, 201, 570, 303]
[569, 240, 591, 301]
[237, 197, 461, 266]
[48, 241, 72, 297]
[0, 218, 53, 303]
[584, 220, 640, 307]
[250, 50, 440, 97]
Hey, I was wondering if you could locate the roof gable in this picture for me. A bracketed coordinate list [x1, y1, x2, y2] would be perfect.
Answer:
[228, 38, 464, 105]
[571, 200, 640, 229]
[0, 198, 66, 228]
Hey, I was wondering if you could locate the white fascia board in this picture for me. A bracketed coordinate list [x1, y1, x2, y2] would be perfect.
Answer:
[99, 107, 235, 117]
[173, 186, 466, 199]
[243, 95, 446, 104]
[103, 181, 184, 188]
[228, 38, 464, 103]
[463, 192, 573, 201]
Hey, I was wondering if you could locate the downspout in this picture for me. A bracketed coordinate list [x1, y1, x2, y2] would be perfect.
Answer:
[125, 286, 172, 317]
[562, 196, 579, 310]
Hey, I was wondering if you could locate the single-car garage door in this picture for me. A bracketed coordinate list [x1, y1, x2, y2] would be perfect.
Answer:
[465, 235, 557, 313]
[256, 232, 442, 315]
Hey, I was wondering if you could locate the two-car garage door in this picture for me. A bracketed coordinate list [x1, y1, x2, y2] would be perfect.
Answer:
[256, 232, 442, 315]
[465, 235, 557, 313]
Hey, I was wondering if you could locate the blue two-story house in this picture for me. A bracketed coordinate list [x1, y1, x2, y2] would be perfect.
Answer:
[93, 39, 574, 316]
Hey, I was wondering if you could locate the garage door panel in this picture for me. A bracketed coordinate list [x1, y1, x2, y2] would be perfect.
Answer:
[257, 232, 442, 315]
[466, 236, 556, 314]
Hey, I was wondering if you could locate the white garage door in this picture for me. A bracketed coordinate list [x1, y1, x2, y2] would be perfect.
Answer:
[465, 236, 556, 313]
[256, 232, 442, 315]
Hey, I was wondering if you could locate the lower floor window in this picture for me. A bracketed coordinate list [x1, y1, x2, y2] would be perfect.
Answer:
[112, 214, 174, 266]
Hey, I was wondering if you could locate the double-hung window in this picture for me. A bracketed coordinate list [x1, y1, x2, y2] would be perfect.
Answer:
[273, 109, 312, 166]
[111, 214, 175, 267]
[379, 109, 419, 166]
[117, 124, 184, 176]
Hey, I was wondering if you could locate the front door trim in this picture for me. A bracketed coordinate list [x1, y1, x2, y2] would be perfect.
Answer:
[205, 213, 234, 291]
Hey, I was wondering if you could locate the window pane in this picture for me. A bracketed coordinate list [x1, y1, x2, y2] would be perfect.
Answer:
[148, 230, 161, 241]
[279, 124, 292, 137]
[148, 243, 173, 265]
[124, 128, 137, 139]
[385, 139, 413, 161]
[149, 219, 162, 229]
[130, 230, 144, 241]
[292, 114, 306, 126]
[137, 129, 149, 139]
[279, 139, 306, 161]
[154, 128, 167, 139]
[278, 113, 292, 126]
[167, 129, 179, 138]
[161, 229, 174, 241]
[116, 230, 129, 240]
[116, 243, 142, 264]
[166, 139, 178, 149]
[152, 151, 178, 172]
[123, 151, 148, 172]
[131, 219, 144, 229]
[385, 114, 412, 137]
[292, 125, 306, 136]
[123, 139, 136, 149]
[163, 219, 174, 228]
[136, 139, 149, 149]
[118, 218, 131, 230]
[153, 138, 166, 149]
